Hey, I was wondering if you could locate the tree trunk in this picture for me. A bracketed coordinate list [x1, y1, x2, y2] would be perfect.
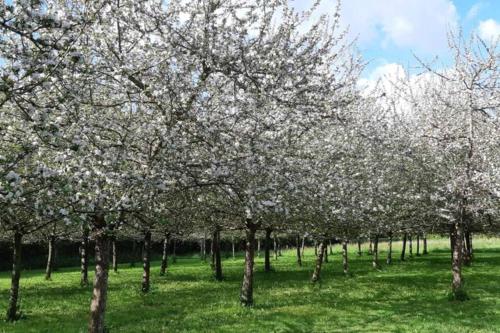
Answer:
[88, 215, 110, 333]
[311, 241, 326, 283]
[80, 228, 90, 287]
[232, 237, 236, 260]
[372, 236, 379, 269]
[301, 236, 305, 257]
[278, 240, 282, 257]
[451, 225, 457, 256]
[257, 238, 261, 258]
[368, 239, 373, 255]
[112, 237, 118, 273]
[160, 236, 169, 276]
[466, 230, 472, 257]
[142, 231, 151, 293]
[451, 222, 465, 298]
[314, 241, 318, 256]
[6, 231, 22, 322]
[423, 233, 428, 255]
[264, 228, 272, 272]
[45, 235, 56, 280]
[416, 234, 420, 256]
[464, 228, 472, 266]
[342, 239, 349, 274]
[357, 239, 362, 256]
[386, 234, 393, 265]
[324, 244, 329, 263]
[401, 233, 407, 261]
[213, 229, 223, 281]
[240, 221, 257, 306]
[273, 235, 278, 260]
[409, 235, 413, 257]
[296, 234, 302, 266]
[329, 240, 333, 255]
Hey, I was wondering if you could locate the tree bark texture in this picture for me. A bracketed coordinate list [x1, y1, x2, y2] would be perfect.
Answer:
[264, 228, 272, 272]
[45, 235, 56, 280]
[142, 231, 151, 293]
[6, 231, 22, 322]
[311, 241, 326, 283]
[401, 233, 407, 261]
[160, 236, 169, 276]
[88, 214, 110, 333]
[240, 221, 257, 306]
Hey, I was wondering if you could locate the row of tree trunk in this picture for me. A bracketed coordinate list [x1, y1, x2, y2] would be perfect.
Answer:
[5, 223, 472, 329]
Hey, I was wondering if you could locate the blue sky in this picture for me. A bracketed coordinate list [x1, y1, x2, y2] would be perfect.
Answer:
[294, 0, 500, 79]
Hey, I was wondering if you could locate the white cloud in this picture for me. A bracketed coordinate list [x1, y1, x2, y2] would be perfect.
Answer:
[369, 63, 406, 81]
[293, 0, 458, 54]
[478, 19, 500, 41]
[359, 63, 407, 92]
[466, 3, 482, 21]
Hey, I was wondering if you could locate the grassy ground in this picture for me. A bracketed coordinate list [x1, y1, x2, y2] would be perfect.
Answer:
[0, 237, 499, 333]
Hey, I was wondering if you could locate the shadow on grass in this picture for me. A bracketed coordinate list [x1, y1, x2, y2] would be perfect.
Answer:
[0, 242, 499, 332]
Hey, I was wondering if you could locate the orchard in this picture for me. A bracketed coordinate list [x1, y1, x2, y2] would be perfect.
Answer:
[0, 1, 499, 332]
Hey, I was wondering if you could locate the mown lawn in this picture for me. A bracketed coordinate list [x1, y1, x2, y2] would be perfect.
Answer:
[0, 237, 499, 333]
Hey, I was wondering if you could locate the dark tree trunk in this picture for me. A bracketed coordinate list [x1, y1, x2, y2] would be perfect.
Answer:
[342, 239, 349, 274]
[372, 236, 379, 269]
[368, 239, 373, 255]
[416, 234, 420, 256]
[112, 237, 118, 273]
[329, 240, 333, 255]
[357, 239, 362, 256]
[273, 235, 278, 260]
[278, 240, 282, 257]
[451, 222, 465, 298]
[468, 232, 473, 257]
[423, 233, 428, 255]
[45, 235, 56, 280]
[314, 241, 318, 256]
[142, 231, 151, 293]
[240, 221, 257, 306]
[301, 236, 305, 257]
[450, 226, 456, 259]
[311, 241, 326, 283]
[80, 228, 90, 287]
[401, 233, 407, 261]
[257, 238, 261, 258]
[232, 237, 236, 260]
[324, 244, 329, 263]
[387, 234, 393, 265]
[213, 229, 223, 281]
[464, 228, 472, 265]
[160, 236, 169, 276]
[409, 235, 413, 257]
[201, 233, 206, 261]
[466, 230, 472, 256]
[88, 214, 110, 333]
[6, 231, 22, 322]
[264, 228, 272, 272]
[296, 234, 302, 266]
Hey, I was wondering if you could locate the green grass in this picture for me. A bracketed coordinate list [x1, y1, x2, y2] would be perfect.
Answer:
[1, 237, 499, 333]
